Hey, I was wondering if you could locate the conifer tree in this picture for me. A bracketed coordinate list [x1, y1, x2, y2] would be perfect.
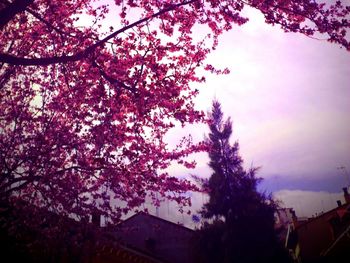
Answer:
[194, 100, 290, 263]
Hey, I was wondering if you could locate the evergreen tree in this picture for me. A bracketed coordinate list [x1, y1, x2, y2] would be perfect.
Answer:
[194, 100, 290, 263]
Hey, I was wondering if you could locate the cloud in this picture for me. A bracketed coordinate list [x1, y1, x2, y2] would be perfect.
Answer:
[149, 189, 348, 229]
[164, 4, 350, 194]
[117, 190, 206, 229]
[273, 189, 346, 218]
[155, 191, 207, 229]
[145, 4, 350, 228]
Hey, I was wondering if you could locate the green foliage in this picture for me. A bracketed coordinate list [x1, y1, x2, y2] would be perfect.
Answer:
[194, 100, 291, 263]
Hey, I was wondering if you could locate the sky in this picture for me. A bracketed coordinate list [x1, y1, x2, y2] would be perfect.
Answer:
[82, 1, 350, 225]
[162, 6, 350, 224]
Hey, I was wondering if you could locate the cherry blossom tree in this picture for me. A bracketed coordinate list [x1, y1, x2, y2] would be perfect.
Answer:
[0, 0, 349, 223]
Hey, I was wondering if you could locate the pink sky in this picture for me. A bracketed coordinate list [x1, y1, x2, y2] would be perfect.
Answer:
[81, 1, 350, 222]
[162, 7, 350, 222]
[166, 6, 350, 193]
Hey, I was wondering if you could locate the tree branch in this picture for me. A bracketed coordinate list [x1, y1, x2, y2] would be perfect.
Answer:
[92, 60, 137, 94]
[0, 174, 41, 196]
[25, 7, 78, 38]
[0, 0, 34, 29]
[0, 0, 197, 66]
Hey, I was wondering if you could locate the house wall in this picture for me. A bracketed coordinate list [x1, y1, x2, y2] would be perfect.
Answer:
[114, 213, 194, 263]
[296, 216, 334, 262]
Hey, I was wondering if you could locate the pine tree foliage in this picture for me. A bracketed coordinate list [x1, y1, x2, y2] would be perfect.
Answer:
[202, 100, 262, 220]
[194, 100, 290, 263]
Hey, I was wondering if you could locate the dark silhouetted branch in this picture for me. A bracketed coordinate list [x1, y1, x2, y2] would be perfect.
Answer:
[0, 0, 197, 66]
[0, 0, 34, 29]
